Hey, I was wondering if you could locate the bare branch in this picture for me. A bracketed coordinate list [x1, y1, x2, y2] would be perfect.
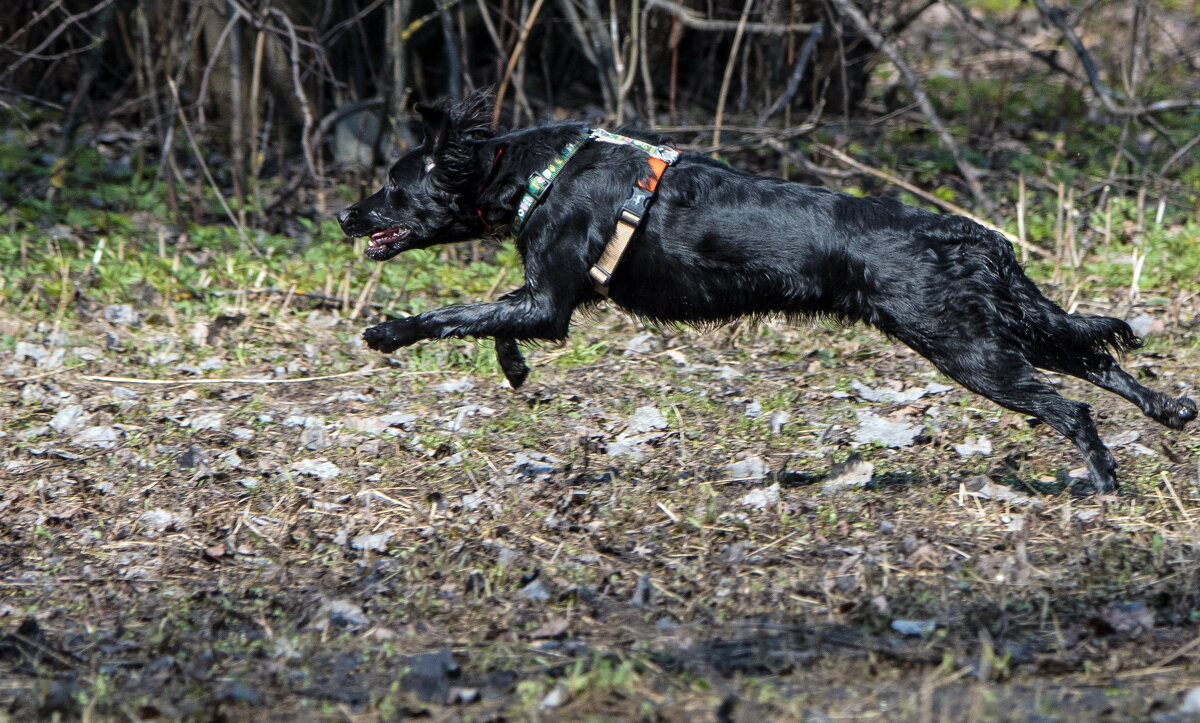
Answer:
[270, 7, 318, 181]
[0, 0, 116, 84]
[810, 142, 1050, 259]
[1032, 0, 1200, 118]
[827, 0, 992, 213]
[644, 0, 815, 35]
[494, 0, 550, 126]
[758, 22, 823, 127]
[712, 0, 756, 153]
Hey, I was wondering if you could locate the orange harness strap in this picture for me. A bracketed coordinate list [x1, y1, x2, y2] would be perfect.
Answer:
[588, 149, 676, 296]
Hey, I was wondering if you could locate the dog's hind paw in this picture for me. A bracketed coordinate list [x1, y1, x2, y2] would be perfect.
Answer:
[1169, 396, 1197, 429]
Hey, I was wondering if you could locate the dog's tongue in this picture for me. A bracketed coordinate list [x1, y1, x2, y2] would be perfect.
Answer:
[368, 227, 410, 247]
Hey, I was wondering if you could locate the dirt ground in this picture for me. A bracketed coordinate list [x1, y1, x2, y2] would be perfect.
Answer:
[2, 287, 1200, 720]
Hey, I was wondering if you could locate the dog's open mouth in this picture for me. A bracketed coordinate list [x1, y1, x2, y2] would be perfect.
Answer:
[368, 226, 411, 249]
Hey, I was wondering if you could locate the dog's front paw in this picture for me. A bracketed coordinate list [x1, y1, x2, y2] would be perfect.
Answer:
[363, 319, 419, 353]
[495, 337, 529, 389]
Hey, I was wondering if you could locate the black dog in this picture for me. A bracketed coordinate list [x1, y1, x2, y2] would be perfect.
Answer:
[338, 91, 1195, 493]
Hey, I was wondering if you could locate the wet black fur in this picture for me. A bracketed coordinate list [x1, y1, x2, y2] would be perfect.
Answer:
[338, 90, 1196, 494]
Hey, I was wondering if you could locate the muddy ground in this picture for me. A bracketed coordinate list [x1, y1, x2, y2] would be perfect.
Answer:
[2, 286, 1200, 721]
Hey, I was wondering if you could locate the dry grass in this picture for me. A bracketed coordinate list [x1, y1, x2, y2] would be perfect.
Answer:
[2, 283, 1199, 720]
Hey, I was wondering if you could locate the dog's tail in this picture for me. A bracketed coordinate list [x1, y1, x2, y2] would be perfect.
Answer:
[936, 217, 1143, 357]
[1030, 299, 1143, 356]
[996, 233, 1141, 357]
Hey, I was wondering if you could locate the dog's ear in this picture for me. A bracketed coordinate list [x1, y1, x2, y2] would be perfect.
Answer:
[415, 90, 495, 156]
[415, 102, 452, 155]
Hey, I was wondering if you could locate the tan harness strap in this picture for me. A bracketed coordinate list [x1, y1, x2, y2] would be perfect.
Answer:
[589, 217, 638, 294]
[590, 154, 673, 297]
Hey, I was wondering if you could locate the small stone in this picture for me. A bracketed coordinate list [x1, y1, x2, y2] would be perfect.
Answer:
[630, 574, 657, 607]
[953, 436, 992, 456]
[351, 531, 393, 552]
[1107, 430, 1140, 446]
[821, 455, 874, 494]
[628, 405, 668, 433]
[49, 405, 91, 435]
[299, 419, 329, 450]
[739, 483, 781, 510]
[513, 451, 562, 478]
[103, 304, 138, 325]
[606, 432, 662, 460]
[15, 341, 48, 363]
[292, 458, 340, 481]
[71, 426, 119, 448]
[519, 579, 551, 603]
[623, 332, 660, 355]
[1127, 314, 1163, 339]
[1179, 687, 1200, 714]
[727, 456, 769, 482]
[891, 619, 937, 636]
[854, 410, 922, 448]
[186, 412, 224, 432]
[963, 476, 1039, 507]
[436, 377, 474, 394]
[539, 684, 569, 710]
[141, 509, 181, 533]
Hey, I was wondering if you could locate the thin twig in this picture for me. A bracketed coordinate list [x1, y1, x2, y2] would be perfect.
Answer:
[1159, 131, 1200, 177]
[493, 0, 549, 126]
[1, 0, 66, 47]
[164, 77, 250, 245]
[0, 0, 116, 83]
[758, 23, 823, 127]
[270, 8, 317, 182]
[644, 0, 814, 34]
[1, 365, 85, 385]
[195, 10, 238, 127]
[1032, 0, 1200, 117]
[810, 142, 1050, 258]
[827, 0, 991, 213]
[712, 0, 755, 153]
[81, 367, 389, 386]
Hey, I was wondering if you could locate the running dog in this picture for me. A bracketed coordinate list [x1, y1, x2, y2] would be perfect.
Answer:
[337, 91, 1195, 493]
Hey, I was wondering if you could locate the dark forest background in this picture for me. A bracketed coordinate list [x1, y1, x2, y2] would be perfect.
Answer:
[2, 0, 1200, 230]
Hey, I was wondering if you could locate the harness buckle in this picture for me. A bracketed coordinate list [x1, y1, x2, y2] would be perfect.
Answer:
[619, 186, 653, 225]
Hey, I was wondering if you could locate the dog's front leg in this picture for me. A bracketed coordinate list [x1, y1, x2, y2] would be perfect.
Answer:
[363, 286, 571, 353]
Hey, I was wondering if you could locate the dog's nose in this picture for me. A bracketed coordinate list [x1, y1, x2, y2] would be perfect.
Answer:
[336, 207, 354, 228]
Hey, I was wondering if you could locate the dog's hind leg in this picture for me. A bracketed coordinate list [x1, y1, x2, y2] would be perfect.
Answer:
[1085, 367, 1196, 429]
[906, 339, 1119, 493]
[1028, 353, 1197, 430]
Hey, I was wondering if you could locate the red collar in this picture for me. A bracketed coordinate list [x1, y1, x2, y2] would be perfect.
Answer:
[474, 146, 504, 233]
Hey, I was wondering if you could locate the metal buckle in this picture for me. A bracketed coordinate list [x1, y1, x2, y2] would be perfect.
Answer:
[654, 146, 680, 164]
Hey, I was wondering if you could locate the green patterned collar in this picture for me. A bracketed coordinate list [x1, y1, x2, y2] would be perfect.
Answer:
[510, 128, 680, 235]
[511, 131, 591, 234]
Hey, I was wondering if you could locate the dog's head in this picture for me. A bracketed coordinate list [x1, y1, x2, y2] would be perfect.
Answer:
[338, 91, 496, 261]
